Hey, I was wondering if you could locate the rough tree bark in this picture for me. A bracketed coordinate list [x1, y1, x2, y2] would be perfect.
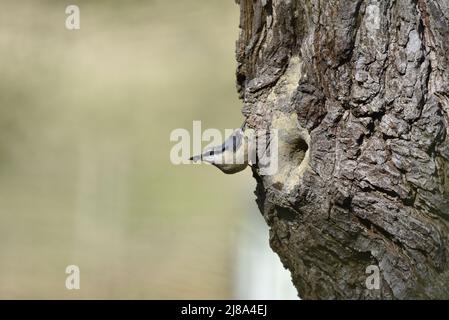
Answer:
[235, 0, 449, 299]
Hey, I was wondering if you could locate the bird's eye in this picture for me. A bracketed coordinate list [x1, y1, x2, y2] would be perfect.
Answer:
[208, 150, 215, 156]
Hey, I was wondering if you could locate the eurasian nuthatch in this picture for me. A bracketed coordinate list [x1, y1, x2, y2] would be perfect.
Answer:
[189, 123, 249, 174]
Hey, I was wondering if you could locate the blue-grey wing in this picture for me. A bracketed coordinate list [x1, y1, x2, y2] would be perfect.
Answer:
[190, 128, 243, 161]
[220, 129, 243, 153]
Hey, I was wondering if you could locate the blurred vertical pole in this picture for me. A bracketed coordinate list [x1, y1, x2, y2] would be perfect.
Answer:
[233, 209, 298, 300]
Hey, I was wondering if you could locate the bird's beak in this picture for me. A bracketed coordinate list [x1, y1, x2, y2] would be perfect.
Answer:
[189, 154, 202, 162]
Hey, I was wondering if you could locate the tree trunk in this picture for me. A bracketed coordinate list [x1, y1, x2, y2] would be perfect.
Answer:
[235, 0, 449, 299]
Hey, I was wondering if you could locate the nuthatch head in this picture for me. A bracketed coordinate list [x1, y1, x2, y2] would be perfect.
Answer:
[189, 126, 249, 174]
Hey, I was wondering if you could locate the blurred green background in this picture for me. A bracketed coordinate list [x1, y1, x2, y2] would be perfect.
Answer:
[0, 0, 296, 299]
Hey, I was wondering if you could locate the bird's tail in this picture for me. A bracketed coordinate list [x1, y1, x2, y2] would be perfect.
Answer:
[240, 119, 247, 130]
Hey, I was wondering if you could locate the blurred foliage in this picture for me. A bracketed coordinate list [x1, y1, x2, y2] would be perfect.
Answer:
[0, 0, 257, 298]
